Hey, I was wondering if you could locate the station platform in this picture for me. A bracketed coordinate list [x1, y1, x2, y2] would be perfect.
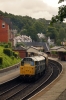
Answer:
[29, 58, 66, 100]
[0, 67, 20, 84]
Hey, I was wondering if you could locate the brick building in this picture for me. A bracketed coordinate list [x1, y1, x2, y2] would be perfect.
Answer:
[0, 15, 15, 45]
[13, 46, 27, 58]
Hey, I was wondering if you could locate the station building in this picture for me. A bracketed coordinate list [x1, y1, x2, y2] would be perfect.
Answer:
[50, 46, 66, 61]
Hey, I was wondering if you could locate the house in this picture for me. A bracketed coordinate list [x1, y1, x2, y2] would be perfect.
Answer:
[0, 15, 16, 46]
[61, 41, 66, 46]
[47, 37, 55, 46]
[13, 35, 32, 46]
[37, 33, 45, 39]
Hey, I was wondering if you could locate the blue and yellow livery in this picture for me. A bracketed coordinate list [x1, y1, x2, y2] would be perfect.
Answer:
[20, 56, 47, 80]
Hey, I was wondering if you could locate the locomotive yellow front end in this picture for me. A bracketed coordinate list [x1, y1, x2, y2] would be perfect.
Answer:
[20, 57, 35, 79]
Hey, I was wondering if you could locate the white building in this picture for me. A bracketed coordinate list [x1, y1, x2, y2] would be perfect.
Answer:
[37, 33, 45, 39]
[47, 37, 54, 46]
[14, 35, 32, 46]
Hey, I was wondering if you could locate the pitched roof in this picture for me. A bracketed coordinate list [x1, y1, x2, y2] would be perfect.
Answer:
[27, 46, 39, 53]
[50, 46, 66, 52]
[3, 18, 13, 29]
[57, 47, 66, 52]
[50, 46, 63, 50]
[0, 15, 13, 29]
[23, 42, 50, 52]
[13, 46, 26, 50]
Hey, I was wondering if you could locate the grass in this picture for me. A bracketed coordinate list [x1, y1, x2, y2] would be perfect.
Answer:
[0, 46, 21, 69]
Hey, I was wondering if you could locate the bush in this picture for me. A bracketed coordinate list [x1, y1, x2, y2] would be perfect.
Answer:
[13, 51, 19, 58]
[3, 48, 13, 56]
[11, 56, 14, 60]
[0, 43, 4, 46]
[51, 51, 56, 54]
[4, 44, 9, 48]
[8, 42, 12, 48]
[0, 56, 3, 65]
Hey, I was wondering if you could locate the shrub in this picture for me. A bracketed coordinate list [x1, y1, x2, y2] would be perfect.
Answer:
[0, 56, 3, 65]
[13, 51, 19, 58]
[4, 44, 9, 48]
[11, 56, 14, 60]
[0, 43, 4, 46]
[8, 42, 12, 48]
[3, 48, 13, 56]
[51, 51, 56, 54]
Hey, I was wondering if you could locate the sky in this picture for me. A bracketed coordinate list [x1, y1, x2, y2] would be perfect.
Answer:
[0, 0, 66, 20]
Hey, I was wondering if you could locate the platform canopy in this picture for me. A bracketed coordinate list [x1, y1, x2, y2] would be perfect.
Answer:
[50, 46, 62, 51]
[50, 46, 66, 52]
[57, 48, 66, 52]
[27, 46, 39, 54]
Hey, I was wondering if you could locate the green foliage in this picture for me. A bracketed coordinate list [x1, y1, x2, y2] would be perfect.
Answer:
[0, 11, 49, 42]
[56, 39, 61, 46]
[13, 51, 19, 58]
[11, 56, 14, 60]
[50, 45, 54, 48]
[51, 51, 57, 54]
[51, 0, 66, 23]
[0, 42, 11, 48]
[8, 42, 12, 48]
[58, 0, 64, 4]
[4, 44, 9, 48]
[3, 48, 13, 56]
[16, 42, 25, 47]
[0, 56, 3, 65]
[0, 46, 21, 69]
[0, 10, 66, 45]
[0, 42, 6, 47]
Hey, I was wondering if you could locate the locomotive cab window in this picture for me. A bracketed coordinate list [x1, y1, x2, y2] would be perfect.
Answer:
[22, 58, 34, 66]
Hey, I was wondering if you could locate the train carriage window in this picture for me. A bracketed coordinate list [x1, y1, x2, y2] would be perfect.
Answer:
[35, 61, 39, 65]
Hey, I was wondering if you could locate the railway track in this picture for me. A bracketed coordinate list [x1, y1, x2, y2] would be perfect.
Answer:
[0, 60, 62, 100]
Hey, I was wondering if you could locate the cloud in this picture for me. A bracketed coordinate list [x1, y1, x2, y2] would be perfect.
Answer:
[0, 0, 58, 20]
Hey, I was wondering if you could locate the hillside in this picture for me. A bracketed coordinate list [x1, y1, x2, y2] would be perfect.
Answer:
[0, 10, 66, 45]
[0, 46, 21, 69]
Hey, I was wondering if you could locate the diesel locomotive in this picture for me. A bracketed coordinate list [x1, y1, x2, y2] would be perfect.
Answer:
[20, 54, 48, 80]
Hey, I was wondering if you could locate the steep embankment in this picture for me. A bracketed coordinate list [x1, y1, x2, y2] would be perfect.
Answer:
[0, 46, 21, 69]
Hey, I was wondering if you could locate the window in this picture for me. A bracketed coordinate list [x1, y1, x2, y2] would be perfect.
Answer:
[30, 61, 34, 66]
[2, 22, 5, 28]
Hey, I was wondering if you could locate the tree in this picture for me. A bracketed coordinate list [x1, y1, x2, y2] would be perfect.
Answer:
[56, 39, 61, 45]
[59, 28, 66, 41]
[58, 0, 64, 3]
[51, 0, 66, 23]
[20, 29, 28, 35]
[27, 26, 39, 42]
[46, 26, 58, 41]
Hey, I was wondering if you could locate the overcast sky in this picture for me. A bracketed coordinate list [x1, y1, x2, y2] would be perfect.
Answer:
[0, 0, 66, 20]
